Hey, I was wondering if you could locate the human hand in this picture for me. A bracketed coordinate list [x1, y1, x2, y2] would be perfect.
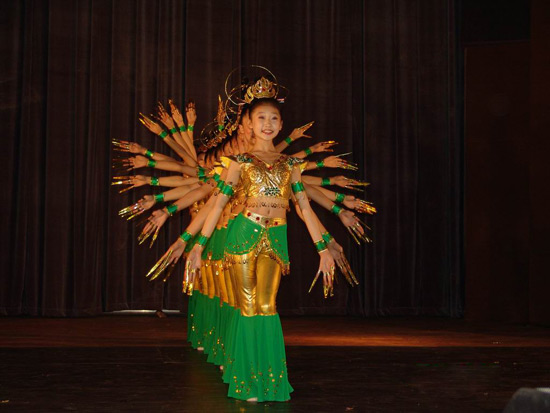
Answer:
[288, 121, 314, 141]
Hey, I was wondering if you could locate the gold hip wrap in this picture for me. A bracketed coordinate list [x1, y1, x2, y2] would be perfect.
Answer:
[201, 260, 217, 299]
[212, 260, 228, 305]
[226, 211, 286, 317]
[223, 265, 235, 307]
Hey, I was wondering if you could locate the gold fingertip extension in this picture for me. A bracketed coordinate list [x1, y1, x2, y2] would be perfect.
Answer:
[351, 225, 367, 244]
[353, 181, 370, 187]
[347, 227, 361, 245]
[343, 164, 359, 171]
[308, 271, 321, 294]
[137, 231, 151, 245]
[334, 152, 352, 157]
[187, 282, 194, 296]
[356, 219, 372, 231]
[119, 204, 138, 217]
[343, 257, 359, 285]
[146, 255, 165, 278]
[150, 251, 173, 281]
[301, 121, 315, 129]
[149, 228, 160, 248]
[126, 209, 144, 221]
[118, 186, 134, 194]
[162, 263, 176, 282]
[323, 284, 329, 299]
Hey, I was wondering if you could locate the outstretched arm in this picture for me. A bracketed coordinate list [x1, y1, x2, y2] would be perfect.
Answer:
[291, 166, 335, 296]
[275, 121, 314, 152]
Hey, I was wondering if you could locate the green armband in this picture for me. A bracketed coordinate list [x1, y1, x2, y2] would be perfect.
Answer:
[304, 147, 312, 156]
[145, 150, 155, 159]
[179, 125, 187, 132]
[291, 181, 305, 194]
[169, 127, 178, 135]
[197, 166, 208, 182]
[314, 239, 328, 253]
[335, 192, 345, 203]
[316, 160, 325, 169]
[159, 130, 168, 139]
[284, 136, 293, 145]
[216, 179, 225, 190]
[154, 193, 164, 203]
[213, 173, 221, 183]
[147, 159, 157, 168]
[166, 204, 178, 216]
[321, 177, 331, 187]
[188, 125, 194, 132]
[150, 177, 159, 186]
[221, 183, 234, 197]
[197, 233, 209, 246]
[180, 231, 193, 242]
[322, 231, 334, 244]
[217, 124, 224, 131]
[331, 204, 343, 215]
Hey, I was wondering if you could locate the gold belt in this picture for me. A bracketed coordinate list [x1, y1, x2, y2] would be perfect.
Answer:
[242, 209, 286, 228]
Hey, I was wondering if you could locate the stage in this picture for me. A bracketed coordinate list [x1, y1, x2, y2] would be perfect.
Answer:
[1, 315, 549, 412]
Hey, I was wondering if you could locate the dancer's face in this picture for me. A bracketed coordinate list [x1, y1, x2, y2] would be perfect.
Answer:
[250, 103, 282, 142]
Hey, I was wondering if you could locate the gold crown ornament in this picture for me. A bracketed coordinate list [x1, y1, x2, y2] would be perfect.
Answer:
[244, 77, 277, 103]
[224, 65, 288, 108]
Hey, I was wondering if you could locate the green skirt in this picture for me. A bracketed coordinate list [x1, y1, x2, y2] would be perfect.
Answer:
[225, 314, 293, 402]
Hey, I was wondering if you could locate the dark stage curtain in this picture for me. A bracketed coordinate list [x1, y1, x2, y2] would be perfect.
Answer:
[0, 0, 461, 317]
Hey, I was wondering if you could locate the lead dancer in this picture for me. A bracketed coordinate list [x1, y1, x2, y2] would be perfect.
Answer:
[185, 84, 336, 402]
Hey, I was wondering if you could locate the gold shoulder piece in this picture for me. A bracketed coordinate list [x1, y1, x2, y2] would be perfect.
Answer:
[220, 156, 236, 169]
[288, 156, 308, 173]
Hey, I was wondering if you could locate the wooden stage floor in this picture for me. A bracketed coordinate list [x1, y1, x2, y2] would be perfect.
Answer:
[1, 315, 549, 412]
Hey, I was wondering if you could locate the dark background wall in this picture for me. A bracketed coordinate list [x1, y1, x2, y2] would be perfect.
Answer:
[0, 0, 461, 317]
[5, 0, 548, 325]
[460, 0, 550, 325]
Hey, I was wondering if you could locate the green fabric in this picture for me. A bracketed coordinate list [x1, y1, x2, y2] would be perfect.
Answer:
[211, 226, 226, 260]
[184, 233, 199, 253]
[315, 239, 327, 252]
[322, 231, 334, 244]
[180, 231, 193, 242]
[201, 229, 217, 260]
[291, 181, 305, 194]
[222, 308, 241, 383]
[166, 204, 178, 215]
[188, 292, 205, 348]
[225, 213, 289, 266]
[225, 314, 293, 402]
[206, 302, 232, 366]
[331, 204, 342, 215]
[201, 296, 219, 355]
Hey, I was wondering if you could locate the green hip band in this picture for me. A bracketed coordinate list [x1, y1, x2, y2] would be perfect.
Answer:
[225, 213, 289, 267]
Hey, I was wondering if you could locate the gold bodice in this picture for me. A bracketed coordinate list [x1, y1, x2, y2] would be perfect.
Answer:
[221, 154, 306, 201]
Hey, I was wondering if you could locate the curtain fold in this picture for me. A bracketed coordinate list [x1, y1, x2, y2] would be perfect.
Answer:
[0, 0, 461, 317]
